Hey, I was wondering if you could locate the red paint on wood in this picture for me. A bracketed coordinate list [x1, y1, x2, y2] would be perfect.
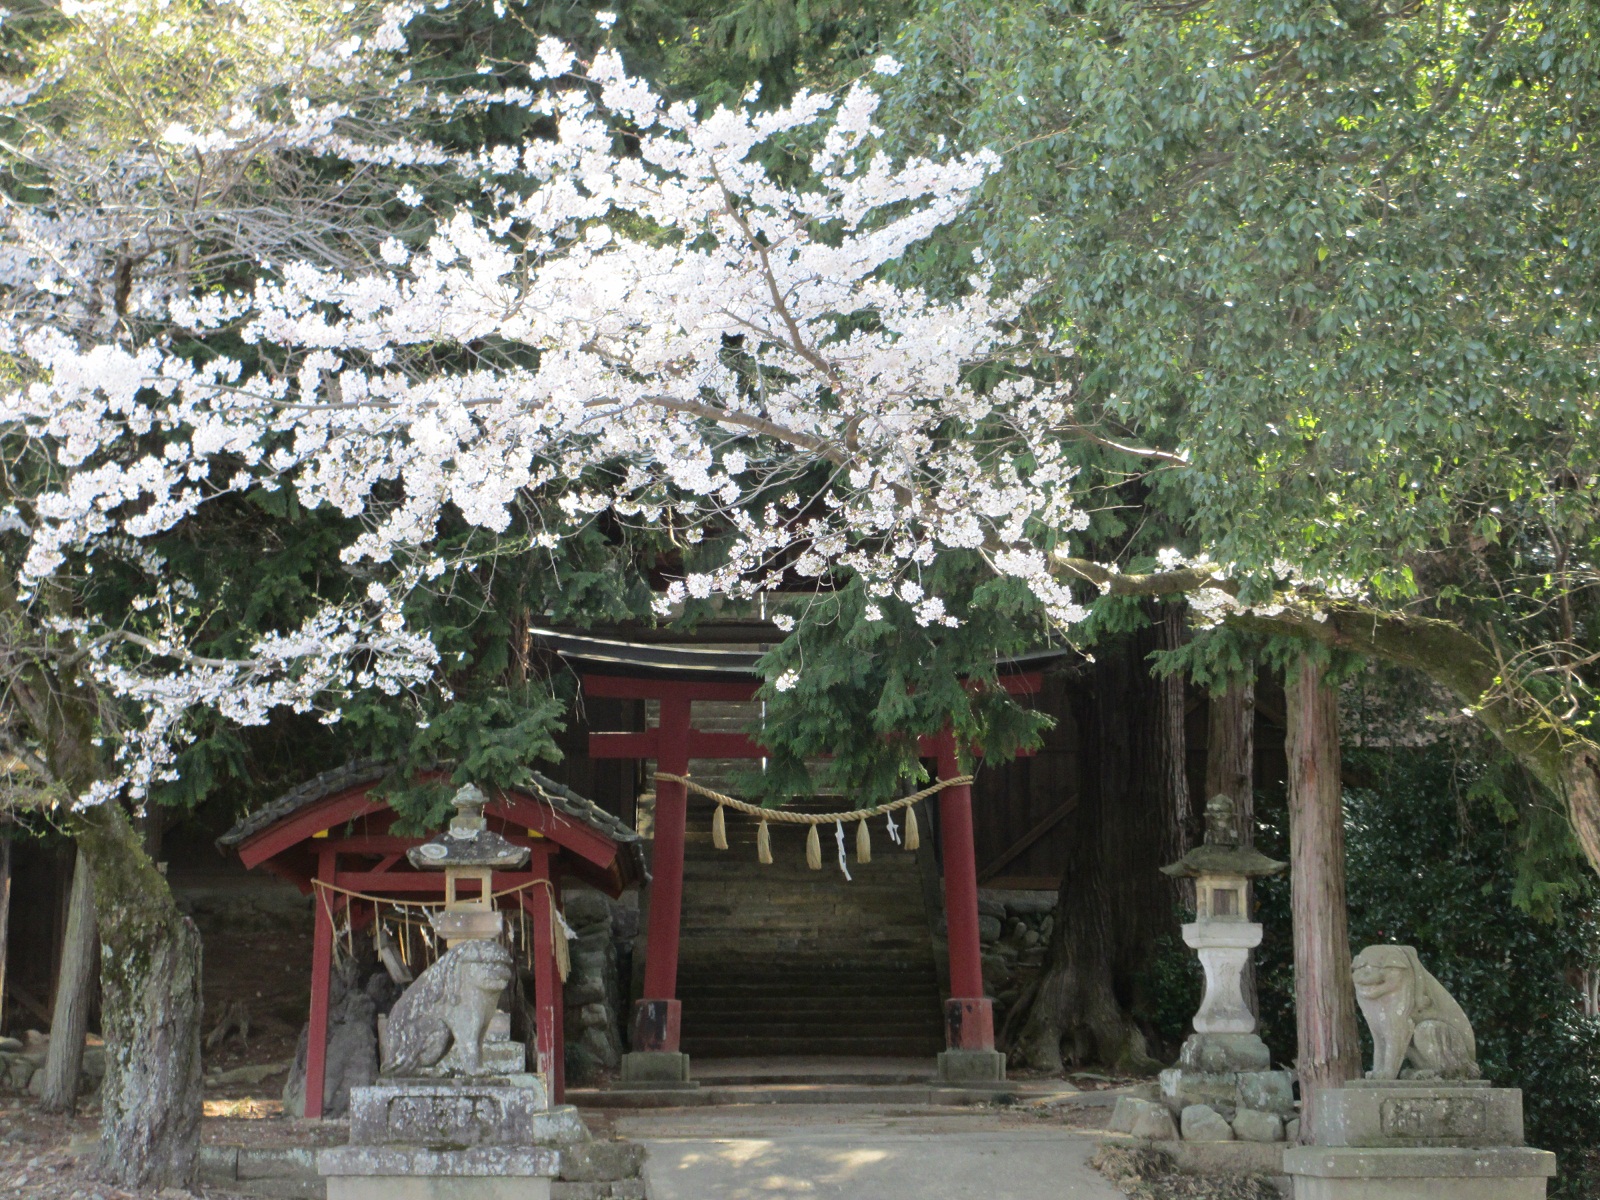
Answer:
[237, 791, 388, 869]
[629, 998, 682, 1052]
[999, 672, 1043, 696]
[641, 698, 690, 1038]
[944, 997, 996, 1049]
[588, 731, 660, 759]
[581, 676, 758, 702]
[589, 730, 772, 761]
[522, 848, 561, 1100]
[551, 873, 565, 1104]
[938, 742, 988, 1026]
[492, 794, 618, 870]
[304, 850, 336, 1120]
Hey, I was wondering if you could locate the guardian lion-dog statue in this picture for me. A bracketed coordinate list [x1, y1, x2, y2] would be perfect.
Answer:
[381, 939, 514, 1076]
[1351, 944, 1479, 1080]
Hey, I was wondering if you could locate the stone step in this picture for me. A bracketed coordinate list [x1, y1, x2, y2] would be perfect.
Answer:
[681, 1018, 944, 1037]
[672, 800, 943, 1055]
[680, 1034, 946, 1057]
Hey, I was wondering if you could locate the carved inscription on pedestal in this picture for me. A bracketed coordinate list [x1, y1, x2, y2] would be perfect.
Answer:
[384, 1093, 505, 1144]
[1380, 1096, 1487, 1140]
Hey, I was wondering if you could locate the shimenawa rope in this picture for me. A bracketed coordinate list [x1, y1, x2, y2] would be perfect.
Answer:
[652, 771, 973, 875]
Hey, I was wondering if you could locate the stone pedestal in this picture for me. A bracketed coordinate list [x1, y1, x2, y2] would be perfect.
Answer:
[1286, 1080, 1556, 1199]
[321, 1077, 582, 1200]
[1185, 921, 1261, 1033]
[320, 1146, 560, 1200]
[1159, 1030, 1294, 1120]
[618, 1050, 696, 1087]
[936, 1048, 1007, 1084]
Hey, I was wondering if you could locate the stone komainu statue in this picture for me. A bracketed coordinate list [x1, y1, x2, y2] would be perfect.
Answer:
[381, 939, 514, 1077]
[1351, 944, 1480, 1080]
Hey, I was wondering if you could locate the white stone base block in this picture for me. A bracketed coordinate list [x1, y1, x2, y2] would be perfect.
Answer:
[321, 1145, 559, 1200]
[327, 1179, 550, 1200]
[1286, 1146, 1555, 1200]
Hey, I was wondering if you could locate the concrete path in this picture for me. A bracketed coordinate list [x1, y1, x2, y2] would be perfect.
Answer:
[615, 1103, 1123, 1200]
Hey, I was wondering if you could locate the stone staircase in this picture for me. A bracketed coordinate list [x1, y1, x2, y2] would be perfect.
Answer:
[673, 792, 946, 1060]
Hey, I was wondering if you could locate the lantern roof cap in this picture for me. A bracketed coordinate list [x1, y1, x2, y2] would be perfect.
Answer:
[407, 783, 532, 870]
[1160, 795, 1286, 879]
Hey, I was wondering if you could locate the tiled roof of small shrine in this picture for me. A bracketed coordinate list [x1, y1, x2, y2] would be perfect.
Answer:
[216, 758, 639, 851]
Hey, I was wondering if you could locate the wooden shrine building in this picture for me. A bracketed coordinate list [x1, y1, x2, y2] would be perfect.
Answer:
[217, 763, 642, 1114]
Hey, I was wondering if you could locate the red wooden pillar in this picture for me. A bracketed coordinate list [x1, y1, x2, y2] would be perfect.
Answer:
[551, 874, 566, 1103]
[524, 846, 563, 1101]
[304, 848, 336, 1119]
[937, 735, 997, 1057]
[631, 695, 690, 1056]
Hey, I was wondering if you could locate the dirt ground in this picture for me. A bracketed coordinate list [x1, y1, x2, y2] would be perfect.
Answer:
[0, 1091, 345, 1200]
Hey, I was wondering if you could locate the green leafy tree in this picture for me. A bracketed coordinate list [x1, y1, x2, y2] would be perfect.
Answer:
[887, 0, 1600, 869]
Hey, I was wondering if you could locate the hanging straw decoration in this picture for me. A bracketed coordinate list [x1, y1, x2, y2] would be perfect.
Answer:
[550, 892, 573, 983]
[651, 771, 968, 871]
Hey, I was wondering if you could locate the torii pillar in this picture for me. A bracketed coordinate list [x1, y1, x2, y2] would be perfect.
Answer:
[931, 730, 1006, 1084]
[621, 695, 695, 1086]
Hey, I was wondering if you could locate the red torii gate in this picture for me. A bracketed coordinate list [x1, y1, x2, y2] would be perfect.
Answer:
[540, 631, 1045, 1084]
[220, 764, 641, 1115]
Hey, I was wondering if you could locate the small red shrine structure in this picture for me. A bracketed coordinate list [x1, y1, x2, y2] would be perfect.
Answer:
[535, 629, 1051, 1083]
[218, 763, 642, 1116]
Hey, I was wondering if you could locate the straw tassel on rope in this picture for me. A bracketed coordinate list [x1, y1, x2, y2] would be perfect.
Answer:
[856, 817, 871, 864]
[904, 803, 920, 851]
[757, 819, 773, 864]
[550, 892, 572, 983]
[712, 803, 728, 850]
[805, 824, 822, 870]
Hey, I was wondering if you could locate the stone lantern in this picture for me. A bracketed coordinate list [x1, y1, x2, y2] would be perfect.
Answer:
[1157, 795, 1293, 1128]
[408, 783, 530, 945]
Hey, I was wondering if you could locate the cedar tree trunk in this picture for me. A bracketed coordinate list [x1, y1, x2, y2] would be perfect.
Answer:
[1285, 656, 1361, 1139]
[40, 848, 98, 1111]
[1011, 613, 1188, 1072]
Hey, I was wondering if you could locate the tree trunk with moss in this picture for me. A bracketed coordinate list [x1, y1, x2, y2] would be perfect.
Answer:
[6, 582, 204, 1190]
[1285, 656, 1361, 1140]
[75, 800, 203, 1188]
[40, 848, 97, 1111]
[1010, 615, 1188, 1072]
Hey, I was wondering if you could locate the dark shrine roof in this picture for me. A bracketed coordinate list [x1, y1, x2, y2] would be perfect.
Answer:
[532, 627, 1070, 682]
[216, 761, 643, 899]
[217, 759, 639, 851]
[216, 757, 388, 850]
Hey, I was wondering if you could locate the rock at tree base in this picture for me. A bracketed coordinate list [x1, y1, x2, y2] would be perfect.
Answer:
[1129, 1104, 1179, 1141]
[1231, 1108, 1284, 1143]
[1181, 1104, 1235, 1141]
[1110, 1096, 1170, 1134]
